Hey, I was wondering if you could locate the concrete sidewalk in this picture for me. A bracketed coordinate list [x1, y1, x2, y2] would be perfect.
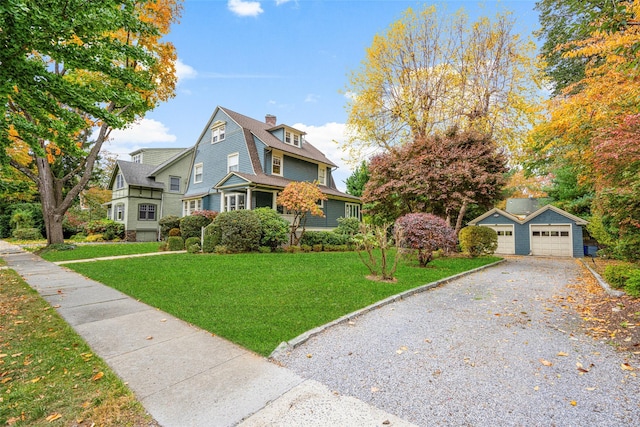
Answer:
[0, 240, 415, 427]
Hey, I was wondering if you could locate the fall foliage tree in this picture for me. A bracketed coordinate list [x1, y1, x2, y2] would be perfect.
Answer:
[0, 0, 182, 244]
[363, 130, 507, 235]
[343, 4, 541, 160]
[276, 181, 327, 246]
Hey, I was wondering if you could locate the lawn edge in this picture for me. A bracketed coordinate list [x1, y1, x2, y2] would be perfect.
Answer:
[578, 258, 625, 297]
[269, 257, 507, 360]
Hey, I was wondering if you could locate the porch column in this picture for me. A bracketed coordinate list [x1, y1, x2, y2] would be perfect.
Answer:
[272, 192, 277, 210]
[246, 188, 252, 210]
[220, 191, 225, 212]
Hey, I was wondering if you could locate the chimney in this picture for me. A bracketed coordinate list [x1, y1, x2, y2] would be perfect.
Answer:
[265, 114, 276, 127]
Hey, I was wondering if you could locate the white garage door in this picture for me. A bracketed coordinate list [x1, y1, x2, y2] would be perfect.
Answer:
[488, 225, 515, 255]
[530, 225, 572, 257]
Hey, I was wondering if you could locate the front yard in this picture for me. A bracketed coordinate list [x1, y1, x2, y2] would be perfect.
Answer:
[64, 251, 500, 356]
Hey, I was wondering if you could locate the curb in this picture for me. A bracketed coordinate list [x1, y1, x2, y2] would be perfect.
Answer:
[269, 258, 507, 360]
[578, 258, 625, 297]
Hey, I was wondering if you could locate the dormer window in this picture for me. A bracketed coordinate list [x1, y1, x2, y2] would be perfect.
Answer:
[211, 121, 226, 144]
[293, 134, 300, 147]
[132, 153, 141, 163]
[272, 153, 283, 176]
[285, 131, 291, 144]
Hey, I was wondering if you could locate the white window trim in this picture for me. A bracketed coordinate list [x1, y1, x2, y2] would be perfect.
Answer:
[227, 152, 239, 173]
[345, 202, 361, 219]
[115, 173, 124, 190]
[272, 153, 283, 176]
[318, 165, 326, 186]
[115, 204, 125, 221]
[211, 124, 226, 144]
[225, 193, 246, 212]
[194, 163, 203, 183]
[132, 153, 142, 163]
[183, 199, 202, 216]
[293, 134, 300, 147]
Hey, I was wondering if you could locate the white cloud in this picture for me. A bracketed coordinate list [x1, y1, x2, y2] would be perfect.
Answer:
[292, 122, 352, 191]
[275, 0, 293, 5]
[228, 0, 263, 17]
[175, 58, 197, 82]
[304, 93, 319, 103]
[106, 118, 177, 158]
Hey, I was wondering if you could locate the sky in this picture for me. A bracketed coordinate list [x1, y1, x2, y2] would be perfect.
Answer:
[106, 0, 541, 191]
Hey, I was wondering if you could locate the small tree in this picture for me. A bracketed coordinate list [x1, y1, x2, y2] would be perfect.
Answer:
[353, 222, 401, 281]
[276, 181, 327, 246]
[395, 213, 457, 267]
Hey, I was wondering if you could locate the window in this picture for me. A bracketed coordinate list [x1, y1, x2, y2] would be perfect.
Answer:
[345, 203, 361, 219]
[293, 134, 300, 147]
[318, 166, 326, 185]
[183, 199, 202, 216]
[138, 204, 156, 221]
[272, 154, 282, 176]
[194, 163, 203, 183]
[211, 125, 225, 143]
[106, 206, 112, 220]
[532, 231, 541, 237]
[132, 153, 141, 163]
[225, 193, 245, 211]
[170, 176, 180, 192]
[115, 204, 124, 221]
[228, 153, 239, 172]
[560, 231, 569, 237]
[285, 131, 291, 144]
[115, 173, 124, 189]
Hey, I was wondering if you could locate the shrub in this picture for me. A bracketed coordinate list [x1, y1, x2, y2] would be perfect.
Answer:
[285, 245, 301, 253]
[335, 217, 360, 236]
[158, 242, 169, 251]
[312, 244, 323, 252]
[459, 226, 498, 257]
[185, 237, 201, 250]
[202, 234, 217, 253]
[159, 216, 181, 239]
[187, 243, 201, 254]
[180, 214, 214, 239]
[208, 210, 262, 253]
[253, 207, 289, 250]
[300, 231, 349, 247]
[86, 234, 104, 242]
[168, 228, 181, 237]
[84, 219, 124, 240]
[167, 236, 184, 251]
[11, 227, 43, 240]
[10, 209, 34, 230]
[258, 246, 272, 253]
[214, 245, 230, 254]
[625, 270, 640, 298]
[353, 222, 399, 281]
[300, 244, 312, 252]
[603, 263, 639, 289]
[395, 213, 457, 267]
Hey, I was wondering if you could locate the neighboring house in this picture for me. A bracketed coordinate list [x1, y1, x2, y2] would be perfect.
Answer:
[182, 106, 361, 228]
[469, 201, 588, 258]
[106, 147, 193, 241]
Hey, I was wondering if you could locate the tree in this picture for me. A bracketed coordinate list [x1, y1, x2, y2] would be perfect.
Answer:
[363, 130, 507, 235]
[345, 161, 369, 197]
[395, 213, 457, 267]
[343, 4, 540, 160]
[276, 181, 327, 246]
[0, 0, 182, 244]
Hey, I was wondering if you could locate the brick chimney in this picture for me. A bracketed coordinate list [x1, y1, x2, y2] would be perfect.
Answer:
[265, 114, 276, 126]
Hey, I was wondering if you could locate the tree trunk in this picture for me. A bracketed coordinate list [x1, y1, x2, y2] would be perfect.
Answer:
[454, 200, 469, 236]
[36, 158, 66, 245]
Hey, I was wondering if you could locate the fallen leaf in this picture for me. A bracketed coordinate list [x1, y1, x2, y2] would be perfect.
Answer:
[30, 377, 41, 383]
[146, 336, 153, 340]
[557, 352, 569, 357]
[0, 354, 7, 358]
[534, 386, 539, 391]
[81, 401, 91, 408]
[570, 400, 577, 406]
[396, 349, 404, 355]
[306, 354, 312, 358]
[1, 377, 12, 384]
[91, 372, 104, 381]
[424, 339, 432, 343]
[160, 318, 167, 322]
[371, 386, 380, 392]
[46, 413, 62, 422]
[585, 387, 596, 391]
[539, 359, 553, 367]
[621, 363, 635, 371]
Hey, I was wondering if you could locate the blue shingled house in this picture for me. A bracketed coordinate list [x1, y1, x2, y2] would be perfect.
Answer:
[468, 202, 588, 258]
[181, 106, 361, 227]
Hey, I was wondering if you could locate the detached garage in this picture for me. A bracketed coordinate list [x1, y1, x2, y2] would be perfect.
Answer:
[469, 204, 588, 258]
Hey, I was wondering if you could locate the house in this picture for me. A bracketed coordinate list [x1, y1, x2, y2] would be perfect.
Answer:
[181, 106, 361, 228]
[106, 147, 193, 241]
[468, 201, 588, 258]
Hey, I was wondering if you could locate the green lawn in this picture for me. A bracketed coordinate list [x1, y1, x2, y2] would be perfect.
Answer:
[66, 251, 500, 356]
[38, 242, 162, 262]
[0, 269, 154, 426]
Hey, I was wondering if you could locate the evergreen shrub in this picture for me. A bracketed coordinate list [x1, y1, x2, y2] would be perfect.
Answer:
[603, 263, 639, 289]
[459, 226, 498, 257]
[159, 216, 181, 239]
[11, 228, 43, 240]
[167, 236, 184, 251]
[208, 210, 261, 253]
[253, 207, 289, 250]
[625, 270, 640, 298]
[185, 237, 201, 251]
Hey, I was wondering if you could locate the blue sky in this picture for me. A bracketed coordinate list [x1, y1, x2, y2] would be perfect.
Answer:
[107, 0, 540, 190]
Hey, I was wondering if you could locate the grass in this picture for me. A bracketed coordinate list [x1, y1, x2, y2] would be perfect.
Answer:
[66, 251, 500, 356]
[38, 242, 162, 262]
[0, 269, 154, 427]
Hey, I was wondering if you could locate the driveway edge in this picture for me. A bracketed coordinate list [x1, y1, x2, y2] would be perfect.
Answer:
[578, 258, 625, 297]
[269, 258, 506, 360]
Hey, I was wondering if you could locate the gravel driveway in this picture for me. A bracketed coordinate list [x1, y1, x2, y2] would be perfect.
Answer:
[275, 257, 640, 426]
